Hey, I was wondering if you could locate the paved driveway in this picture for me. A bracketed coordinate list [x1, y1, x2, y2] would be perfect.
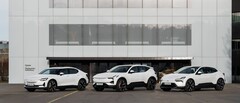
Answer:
[0, 83, 240, 103]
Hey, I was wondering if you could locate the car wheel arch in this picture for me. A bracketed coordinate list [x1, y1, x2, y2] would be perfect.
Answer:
[147, 76, 157, 83]
[79, 78, 87, 85]
[216, 78, 224, 84]
[117, 77, 127, 85]
[186, 78, 195, 85]
[48, 79, 58, 87]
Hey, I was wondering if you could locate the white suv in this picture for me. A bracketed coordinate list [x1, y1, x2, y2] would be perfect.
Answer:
[24, 67, 89, 92]
[93, 65, 157, 92]
[160, 66, 225, 92]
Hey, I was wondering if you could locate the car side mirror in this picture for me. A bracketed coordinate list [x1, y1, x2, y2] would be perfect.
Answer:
[196, 71, 203, 75]
[59, 72, 64, 76]
[129, 70, 135, 74]
[107, 70, 110, 73]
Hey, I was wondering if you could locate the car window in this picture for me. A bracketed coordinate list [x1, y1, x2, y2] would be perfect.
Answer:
[39, 69, 60, 75]
[139, 66, 149, 72]
[198, 67, 217, 74]
[209, 67, 217, 73]
[178, 67, 198, 74]
[69, 69, 78, 74]
[110, 66, 131, 73]
[130, 66, 140, 73]
[59, 69, 69, 74]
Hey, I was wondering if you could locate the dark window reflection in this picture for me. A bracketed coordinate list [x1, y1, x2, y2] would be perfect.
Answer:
[49, 24, 192, 46]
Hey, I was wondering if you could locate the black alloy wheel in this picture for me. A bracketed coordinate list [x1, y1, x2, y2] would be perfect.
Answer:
[77, 79, 86, 91]
[184, 79, 195, 92]
[146, 78, 156, 90]
[116, 79, 127, 92]
[47, 80, 57, 92]
[215, 78, 225, 91]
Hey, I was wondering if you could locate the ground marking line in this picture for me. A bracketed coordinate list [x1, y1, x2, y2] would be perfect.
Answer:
[48, 91, 78, 103]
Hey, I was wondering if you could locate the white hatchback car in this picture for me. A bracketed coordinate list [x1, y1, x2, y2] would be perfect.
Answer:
[160, 66, 225, 92]
[24, 67, 89, 92]
[93, 65, 157, 92]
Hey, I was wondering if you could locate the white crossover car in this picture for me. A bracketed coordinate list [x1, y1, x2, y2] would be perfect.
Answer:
[160, 66, 225, 92]
[24, 67, 89, 92]
[93, 65, 157, 92]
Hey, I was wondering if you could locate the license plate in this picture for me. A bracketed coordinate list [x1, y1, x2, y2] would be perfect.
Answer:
[96, 83, 103, 85]
[164, 82, 171, 85]
[27, 83, 34, 86]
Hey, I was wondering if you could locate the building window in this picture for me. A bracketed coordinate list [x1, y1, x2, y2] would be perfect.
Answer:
[98, 25, 113, 45]
[158, 0, 172, 8]
[173, 24, 189, 45]
[173, 0, 187, 8]
[53, 0, 68, 8]
[49, 24, 192, 46]
[143, 0, 157, 8]
[99, 0, 113, 8]
[50, 24, 68, 45]
[158, 25, 172, 45]
[128, 24, 142, 45]
[143, 24, 158, 45]
[83, 25, 98, 45]
[50, 0, 189, 8]
[69, 25, 82, 45]
[158, 24, 191, 45]
[128, 0, 142, 8]
[69, 0, 83, 8]
[113, 24, 128, 45]
[114, 0, 127, 8]
[84, 0, 98, 8]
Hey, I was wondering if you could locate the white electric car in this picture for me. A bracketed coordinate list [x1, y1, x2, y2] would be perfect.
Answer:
[24, 67, 89, 92]
[160, 66, 225, 92]
[93, 65, 157, 92]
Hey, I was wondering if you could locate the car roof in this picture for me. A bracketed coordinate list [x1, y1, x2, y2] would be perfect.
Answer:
[48, 67, 77, 69]
[115, 64, 150, 67]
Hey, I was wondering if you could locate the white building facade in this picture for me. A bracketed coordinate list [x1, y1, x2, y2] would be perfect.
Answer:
[9, 0, 232, 83]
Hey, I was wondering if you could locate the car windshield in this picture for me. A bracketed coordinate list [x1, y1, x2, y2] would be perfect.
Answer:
[110, 66, 131, 73]
[175, 66, 200, 74]
[39, 69, 60, 75]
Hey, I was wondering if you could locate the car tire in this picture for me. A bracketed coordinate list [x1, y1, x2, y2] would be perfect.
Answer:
[47, 80, 57, 92]
[26, 88, 36, 92]
[116, 79, 126, 92]
[215, 78, 225, 91]
[94, 86, 104, 91]
[161, 88, 171, 91]
[184, 79, 195, 92]
[77, 79, 86, 91]
[146, 78, 156, 90]
[59, 88, 66, 91]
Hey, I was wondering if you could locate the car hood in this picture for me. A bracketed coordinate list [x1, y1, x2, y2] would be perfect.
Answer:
[25, 74, 55, 81]
[93, 72, 124, 78]
[161, 73, 189, 81]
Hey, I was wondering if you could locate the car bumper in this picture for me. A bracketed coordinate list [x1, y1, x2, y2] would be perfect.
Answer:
[160, 80, 186, 89]
[24, 81, 47, 89]
[93, 78, 116, 88]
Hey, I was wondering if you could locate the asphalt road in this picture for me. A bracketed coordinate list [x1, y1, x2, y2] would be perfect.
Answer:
[0, 83, 240, 103]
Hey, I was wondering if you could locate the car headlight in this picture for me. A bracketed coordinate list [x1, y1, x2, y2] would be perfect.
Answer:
[40, 78, 48, 81]
[175, 77, 186, 82]
[108, 75, 119, 79]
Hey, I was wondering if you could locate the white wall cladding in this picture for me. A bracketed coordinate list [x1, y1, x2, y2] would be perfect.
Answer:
[9, 0, 232, 83]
